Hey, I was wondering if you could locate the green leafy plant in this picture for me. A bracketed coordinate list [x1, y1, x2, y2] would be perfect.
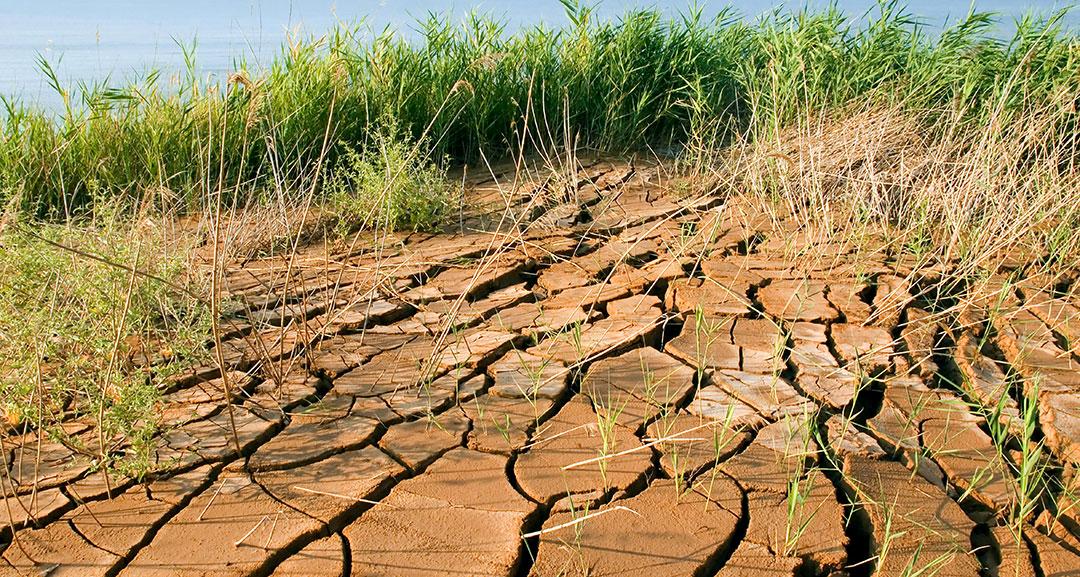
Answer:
[328, 120, 454, 234]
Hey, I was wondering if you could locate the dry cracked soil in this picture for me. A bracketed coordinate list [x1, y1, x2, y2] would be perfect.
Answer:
[4, 158, 1080, 576]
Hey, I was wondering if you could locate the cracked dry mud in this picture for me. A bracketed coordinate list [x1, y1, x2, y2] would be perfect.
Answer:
[5, 158, 1080, 577]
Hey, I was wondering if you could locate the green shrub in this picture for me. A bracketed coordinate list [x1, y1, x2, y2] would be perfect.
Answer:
[328, 123, 454, 233]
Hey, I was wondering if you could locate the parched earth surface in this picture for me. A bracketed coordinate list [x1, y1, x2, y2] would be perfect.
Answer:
[5, 158, 1080, 576]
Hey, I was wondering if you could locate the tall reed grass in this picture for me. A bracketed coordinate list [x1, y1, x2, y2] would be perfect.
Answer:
[0, 1, 1076, 220]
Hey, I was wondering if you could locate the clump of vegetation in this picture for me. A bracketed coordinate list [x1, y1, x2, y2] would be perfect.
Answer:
[328, 121, 454, 234]
[0, 205, 212, 477]
[0, 3, 1074, 232]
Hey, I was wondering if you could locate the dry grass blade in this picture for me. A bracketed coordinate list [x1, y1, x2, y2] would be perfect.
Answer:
[521, 506, 642, 538]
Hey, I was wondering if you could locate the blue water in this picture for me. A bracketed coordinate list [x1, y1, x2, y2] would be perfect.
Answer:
[2, 1, 1077, 108]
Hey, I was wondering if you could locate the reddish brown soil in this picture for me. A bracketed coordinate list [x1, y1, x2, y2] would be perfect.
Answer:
[3, 158, 1080, 576]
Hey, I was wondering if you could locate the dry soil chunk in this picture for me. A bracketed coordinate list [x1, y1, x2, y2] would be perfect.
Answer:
[0, 488, 69, 529]
[792, 341, 860, 409]
[605, 294, 662, 318]
[901, 307, 940, 378]
[7, 439, 90, 492]
[1039, 391, 1080, 466]
[832, 323, 894, 373]
[464, 394, 556, 454]
[954, 332, 1021, 433]
[333, 355, 431, 396]
[664, 315, 740, 371]
[346, 449, 534, 577]
[685, 385, 768, 429]
[872, 274, 912, 329]
[515, 397, 651, 504]
[542, 283, 632, 311]
[582, 347, 696, 431]
[841, 455, 981, 576]
[667, 277, 751, 316]
[826, 416, 886, 459]
[270, 534, 346, 576]
[721, 418, 818, 494]
[584, 347, 696, 409]
[741, 470, 848, 570]
[256, 446, 404, 524]
[1025, 531, 1080, 577]
[990, 528, 1037, 577]
[531, 316, 662, 365]
[730, 318, 786, 373]
[921, 417, 1014, 511]
[487, 350, 570, 400]
[757, 280, 839, 322]
[249, 413, 380, 471]
[429, 329, 521, 371]
[829, 281, 872, 323]
[1027, 291, 1080, 347]
[120, 474, 323, 576]
[647, 410, 750, 477]
[713, 542, 802, 577]
[2, 521, 118, 577]
[710, 370, 815, 421]
[380, 408, 470, 471]
[0, 466, 219, 576]
[323, 299, 411, 332]
[529, 478, 741, 577]
[380, 379, 457, 418]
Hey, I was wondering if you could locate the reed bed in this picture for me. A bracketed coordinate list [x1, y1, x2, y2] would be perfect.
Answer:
[0, 1, 1076, 221]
